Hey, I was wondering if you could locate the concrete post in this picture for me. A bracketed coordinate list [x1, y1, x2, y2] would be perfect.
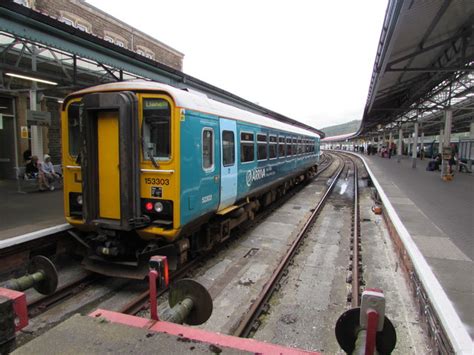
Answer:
[468, 122, 474, 171]
[377, 135, 381, 155]
[397, 127, 403, 163]
[412, 122, 419, 168]
[420, 129, 425, 160]
[441, 109, 453, 179]
[388, 131, 393, 158]
[29, 46, 44, 161]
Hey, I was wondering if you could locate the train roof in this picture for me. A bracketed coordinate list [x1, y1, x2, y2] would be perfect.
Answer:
[68, 80, 320, 138]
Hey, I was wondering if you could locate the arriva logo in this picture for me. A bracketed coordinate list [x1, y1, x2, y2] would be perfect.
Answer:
[246, 168, 266, 187]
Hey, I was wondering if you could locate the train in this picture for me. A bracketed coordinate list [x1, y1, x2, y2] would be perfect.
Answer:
[61, 81, 321, 278]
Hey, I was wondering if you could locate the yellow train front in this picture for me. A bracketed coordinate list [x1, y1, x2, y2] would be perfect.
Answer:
[62, 81, 320, 278]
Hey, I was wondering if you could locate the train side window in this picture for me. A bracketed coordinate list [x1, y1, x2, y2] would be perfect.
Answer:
[241, 132, 255, 163]
[279, 136, 286, 157]
[222, 130, 235, 167]
[142, 98, 171, 160]
[67, 102, 81, 157]
[286, 137, 292, 156]
[257, 133, 268, 160]
[298, 138, 302, 155]
[202, 128, 214, 170]
[269, 135, 277, 159]
[292, 138, 297, 155]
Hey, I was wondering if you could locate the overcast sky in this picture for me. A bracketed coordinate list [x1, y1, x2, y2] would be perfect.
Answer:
[87, 0, 388, 129]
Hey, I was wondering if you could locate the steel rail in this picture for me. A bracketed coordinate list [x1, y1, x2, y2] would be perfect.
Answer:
[232, 154, 345, 337]
[351, 157, 360, 308]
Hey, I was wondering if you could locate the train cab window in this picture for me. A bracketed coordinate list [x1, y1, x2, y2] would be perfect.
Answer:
[257, 134, 268, 160]
[278, 136, 286, 157]
[67, 102, 81, 157]
[241, 132, 255, 163]
[202, 128, 214, 170]
[269, 135, 277, 159]
[142, 98, 171, 160]
[222, 130, 235, 167]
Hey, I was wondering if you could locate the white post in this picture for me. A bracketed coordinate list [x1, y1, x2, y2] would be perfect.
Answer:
[468, 122, 474, 171]
[397, 127, 403, 162]
[389, 131, 393, 158]
[441, 109, 453, 179]
[29, 89, 44, 160]
[412, 122, 419, 168]
[420, 129, 425, 160]
[29, 46, 44, 161]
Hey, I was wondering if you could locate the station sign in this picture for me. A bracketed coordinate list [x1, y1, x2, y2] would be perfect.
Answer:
[27, 110, 51, 125]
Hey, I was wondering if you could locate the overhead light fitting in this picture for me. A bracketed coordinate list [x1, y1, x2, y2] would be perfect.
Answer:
[6, 73, 57, 86]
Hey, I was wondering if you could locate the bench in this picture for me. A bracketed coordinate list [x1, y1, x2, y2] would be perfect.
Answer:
[15, 164, 63, 193]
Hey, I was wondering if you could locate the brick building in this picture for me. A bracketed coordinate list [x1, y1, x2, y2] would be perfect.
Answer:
[19, 0, 183, 70]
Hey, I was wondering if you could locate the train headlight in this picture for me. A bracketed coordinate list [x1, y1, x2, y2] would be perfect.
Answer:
[154, 202, 164, 213]
[76, 195, 83, 205]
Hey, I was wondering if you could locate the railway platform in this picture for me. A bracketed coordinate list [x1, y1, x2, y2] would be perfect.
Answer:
[0, 180, 65, 242]
[356, 153, 473, 339]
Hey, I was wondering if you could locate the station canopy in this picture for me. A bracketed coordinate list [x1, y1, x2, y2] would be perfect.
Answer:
[359, 0, 474, 138]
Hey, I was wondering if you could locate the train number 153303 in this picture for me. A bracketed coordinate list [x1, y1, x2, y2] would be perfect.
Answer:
[144, 177, 169, 185]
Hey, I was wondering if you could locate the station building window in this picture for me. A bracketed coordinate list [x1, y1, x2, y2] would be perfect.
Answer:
[76, 23, 89, 32]
[142, 98, 171, 160]
[240, 132, 255, 163]
[278, 136, 286, 157]
[67, 102, 81, 157]
[61, 17, 74, 27]
[222, 130, 235, 167]
[269, 135, 277, 159]
[202, 129, 214, 170]
[257, 133, 268, 160]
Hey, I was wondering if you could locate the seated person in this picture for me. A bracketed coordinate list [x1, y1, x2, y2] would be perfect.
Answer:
[40, 154, 61, 191]
[25, 155, 40, 179]
[25, 155, 48, 190]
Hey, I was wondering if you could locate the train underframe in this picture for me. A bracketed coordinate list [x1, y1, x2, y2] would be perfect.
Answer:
[71, 165, 318, 279]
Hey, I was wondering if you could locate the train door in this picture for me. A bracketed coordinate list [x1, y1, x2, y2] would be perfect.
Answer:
[97, 111, 121, 219]
[218, 118, 237, 210]
[81, 92, 141, 230]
